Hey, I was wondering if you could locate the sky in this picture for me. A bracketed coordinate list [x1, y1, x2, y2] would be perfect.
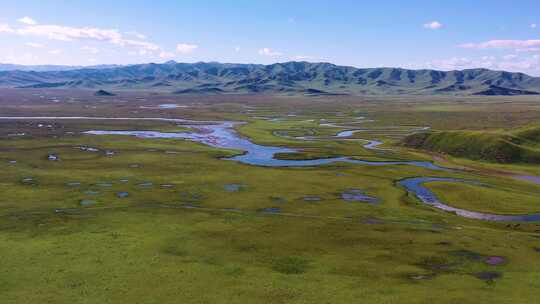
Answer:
[0, 0, 539, 75]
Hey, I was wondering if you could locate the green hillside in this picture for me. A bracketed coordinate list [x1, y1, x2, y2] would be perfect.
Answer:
[1, 61, 540, 95]
[403, 125, 540, 163]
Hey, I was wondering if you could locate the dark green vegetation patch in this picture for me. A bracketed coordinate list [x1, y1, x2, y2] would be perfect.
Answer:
[403, 125, 540, 163]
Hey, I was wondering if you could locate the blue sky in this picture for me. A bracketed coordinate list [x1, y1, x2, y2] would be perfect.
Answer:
[1, 0, 539, 74]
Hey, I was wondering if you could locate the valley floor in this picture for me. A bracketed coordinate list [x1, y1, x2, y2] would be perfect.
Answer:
[0, 90, 539, 303]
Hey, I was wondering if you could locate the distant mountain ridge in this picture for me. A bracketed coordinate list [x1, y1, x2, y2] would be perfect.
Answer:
[1, 61, 539, 96]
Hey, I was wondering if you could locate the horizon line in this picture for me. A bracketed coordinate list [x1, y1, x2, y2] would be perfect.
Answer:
[0, 60, 537, 77]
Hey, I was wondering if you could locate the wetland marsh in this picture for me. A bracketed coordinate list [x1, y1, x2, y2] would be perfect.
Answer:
[1, 90, 540, 303]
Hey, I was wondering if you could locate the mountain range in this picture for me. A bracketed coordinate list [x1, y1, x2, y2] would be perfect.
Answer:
[1, 61, 539, 96]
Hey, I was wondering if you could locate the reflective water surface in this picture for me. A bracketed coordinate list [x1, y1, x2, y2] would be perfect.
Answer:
[399, 177, 540, 221]
[2, 116, 538, 222]
[85, 121, 447, 169]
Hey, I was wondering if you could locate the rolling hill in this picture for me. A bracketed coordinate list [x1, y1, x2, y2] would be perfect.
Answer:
[1, 61, 539, 95]
[403, 125, 540, 163]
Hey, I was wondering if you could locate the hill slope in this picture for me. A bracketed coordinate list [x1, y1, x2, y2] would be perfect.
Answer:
[1, 61, 540, 95]
[403, 125, 540, 163]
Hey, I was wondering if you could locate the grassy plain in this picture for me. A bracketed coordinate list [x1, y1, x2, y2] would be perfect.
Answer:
[0, 90, 540, 303]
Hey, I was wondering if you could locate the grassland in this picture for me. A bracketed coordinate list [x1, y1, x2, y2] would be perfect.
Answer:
[1, 90, 540, 303]
[429, 181, 540, 214]
[403, 125, 540, 163]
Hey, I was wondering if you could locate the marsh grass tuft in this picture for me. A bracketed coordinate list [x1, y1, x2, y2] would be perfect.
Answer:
[272, 256, 310, 274]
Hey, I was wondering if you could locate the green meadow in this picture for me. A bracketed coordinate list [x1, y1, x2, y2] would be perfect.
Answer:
[1, 92, 540, 303]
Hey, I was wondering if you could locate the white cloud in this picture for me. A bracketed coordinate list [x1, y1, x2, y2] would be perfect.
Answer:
[258, 47, 282, 57]
[0, 23, 14, 33]
[81, 46, 100, 54]
[292, 55, 314, 61]
[17, 16, 37, 25]
[234, 46, 241, 52]
[2, 52, 40, 65]
[516, 47, 540, 53]
[424, 57, 475, 70]
[460, 39, 540, 49]
[413, 55, 540, 75]
[502, 54, 518, 60]
[423, 21, 443, 30]
[17, 24, 159, 50]
[0, 22, 161, 53]
[119, 38, 160, 50]
[25, 42, 45, 48]
[48, 49, 62, 55]
[176, 43, 198, 54]
[498, 57, 540, 71]
[125, 31, 147, 40]
[531, 23, 537, 29]
[159, 51, 175, 58]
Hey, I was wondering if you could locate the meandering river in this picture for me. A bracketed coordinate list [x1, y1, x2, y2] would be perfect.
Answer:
[399, 177, 540, 221]
[1, 116, 538, 221]
[84, 121, 445, 169]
